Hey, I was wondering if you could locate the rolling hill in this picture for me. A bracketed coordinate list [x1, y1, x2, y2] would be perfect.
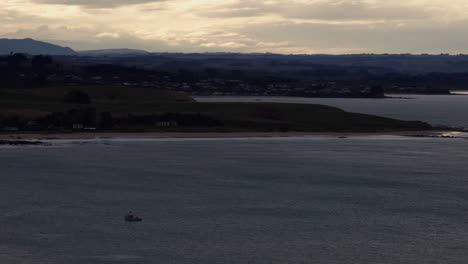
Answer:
[78, 48, 150, 56]
[0, 38, 76, 55]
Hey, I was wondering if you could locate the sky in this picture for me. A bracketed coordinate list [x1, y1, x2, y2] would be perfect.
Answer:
[1, 0, 468, 54]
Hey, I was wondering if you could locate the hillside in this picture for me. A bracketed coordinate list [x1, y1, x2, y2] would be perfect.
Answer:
[0, 86, 432, 133]
[78, 48, 150, 56]
[0, 38, 76, 55]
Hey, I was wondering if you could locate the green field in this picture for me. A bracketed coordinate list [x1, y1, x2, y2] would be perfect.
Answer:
[0, 86, 432, 132]
[0, 86, 193, 116]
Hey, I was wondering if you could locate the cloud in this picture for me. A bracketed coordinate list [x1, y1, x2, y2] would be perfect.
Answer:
[31, 0, 165, 8]
[1, 0, 468, 53]
[199, 0, 430, 21]
[237, 18, 468, 54]
[1, 24, 173, 51]
[278, 1, 429, 21]
[1, 23, 309, 53]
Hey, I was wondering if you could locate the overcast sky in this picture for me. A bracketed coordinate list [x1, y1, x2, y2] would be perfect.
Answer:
[1, 0, 467, 54]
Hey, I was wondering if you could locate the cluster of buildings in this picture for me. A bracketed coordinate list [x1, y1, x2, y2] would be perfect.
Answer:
[145, 79, 383, 98]
[68, 75, 384, 98]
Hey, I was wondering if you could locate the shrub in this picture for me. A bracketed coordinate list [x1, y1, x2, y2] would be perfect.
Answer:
[64, 90, 91, 104]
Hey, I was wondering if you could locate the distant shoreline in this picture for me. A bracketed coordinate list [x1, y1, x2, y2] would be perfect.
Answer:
[0, 130, 462, 142]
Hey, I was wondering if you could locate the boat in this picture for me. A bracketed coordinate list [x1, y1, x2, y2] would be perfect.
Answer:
[125, 213, 142, 222]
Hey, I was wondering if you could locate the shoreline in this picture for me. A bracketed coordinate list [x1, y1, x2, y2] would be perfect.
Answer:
[0, 130, 462, 141]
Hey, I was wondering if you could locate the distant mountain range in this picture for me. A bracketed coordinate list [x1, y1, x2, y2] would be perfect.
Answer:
[0, 38, 76, 55]
[4, 38, 468, 74]
[78, 48, 150, 55]
[0, 38, 150, 56]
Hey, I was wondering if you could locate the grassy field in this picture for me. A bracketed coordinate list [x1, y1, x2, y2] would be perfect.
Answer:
[0, 86, 432, 132]
[0, 86, 193, 116]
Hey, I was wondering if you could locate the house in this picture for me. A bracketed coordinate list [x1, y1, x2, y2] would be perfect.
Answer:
[72, 124, 84, 130]
[156, 121, 178, 127]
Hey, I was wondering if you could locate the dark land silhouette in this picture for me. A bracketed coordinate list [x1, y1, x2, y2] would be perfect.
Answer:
[0, 85, 433, 134]
[0, 38, 75, 56]
[0, 39, 465, 134]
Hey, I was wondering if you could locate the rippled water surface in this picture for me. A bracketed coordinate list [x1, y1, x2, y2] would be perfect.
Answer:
[0, 137, 467, 263]
[196, 95, 468, 128]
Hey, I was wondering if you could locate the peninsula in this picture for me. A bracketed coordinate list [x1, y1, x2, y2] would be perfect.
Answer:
[0, 85, 434, 137]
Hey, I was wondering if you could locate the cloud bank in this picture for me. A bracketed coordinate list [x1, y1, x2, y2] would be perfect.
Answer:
[1, 0, 468, 54]
[31, 0, 164, 8]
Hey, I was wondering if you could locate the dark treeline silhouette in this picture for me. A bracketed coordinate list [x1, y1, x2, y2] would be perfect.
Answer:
[0, 53, 458, 96]
[0, 54, 61, 87]
[0, 109, 222, 131]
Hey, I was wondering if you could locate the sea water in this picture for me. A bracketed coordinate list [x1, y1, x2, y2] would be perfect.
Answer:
[0, 137, 467, 263]
[195, 94, 468, 129]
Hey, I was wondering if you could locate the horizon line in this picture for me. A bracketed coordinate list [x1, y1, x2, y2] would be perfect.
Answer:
[2, 37, 468, 56]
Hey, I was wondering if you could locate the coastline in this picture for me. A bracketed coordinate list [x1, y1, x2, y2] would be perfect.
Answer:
[0, 130, 462, 141]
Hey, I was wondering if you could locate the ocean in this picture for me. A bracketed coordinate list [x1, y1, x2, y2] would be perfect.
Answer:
[195, 94, 468, 129]
[1, 137, 467, 263]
